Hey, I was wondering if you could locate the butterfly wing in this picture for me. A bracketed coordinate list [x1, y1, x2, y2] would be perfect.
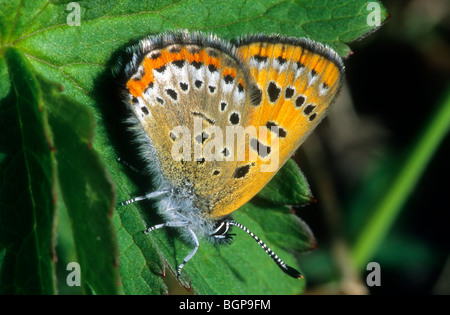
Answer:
[208, 36, 344, 217]
[123, 32, 259, 209]
[123, 33, 343, 219]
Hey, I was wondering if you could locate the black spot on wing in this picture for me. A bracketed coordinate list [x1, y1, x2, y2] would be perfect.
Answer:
[276, 56, 287, 65]
[229, 112, 240, 125]
[172, 60, 185, 68]
[195, 80, 203, 89]
[150, 52, 161, 59]
[285, 87, 295, 99]
[295, 95, 305, 108]
[304, 104, 316, 115]
[237, 83, 244, 93]
[154, 65, 166, 73]
[252, 55, 268, 63]
[165, 88, 178, 101]
[233, 164, 252, 179]
[180, 82, 188, 91]
[191, 61, 203, 69]
[208, 64, 218, 72]
[224, 75, 234, 84]
[296, 61, 305, 69]
[267, 82, 281, 103]
[168, 46, 181, 53]
[220, 101, 227, 112]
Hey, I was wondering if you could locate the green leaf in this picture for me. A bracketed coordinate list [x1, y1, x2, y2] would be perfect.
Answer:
[0, 48, 56, 294]
[0, 0, 387, 294]
[138, 201, 313, 294]
[258, 159, 314, 205]
[43, 77, 120, 295]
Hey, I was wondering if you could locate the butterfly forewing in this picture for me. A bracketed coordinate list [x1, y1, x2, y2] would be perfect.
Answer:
[124, 36, 257, 205]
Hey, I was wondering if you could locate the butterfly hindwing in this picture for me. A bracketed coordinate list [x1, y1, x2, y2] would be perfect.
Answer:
[208, 36, 344, 217]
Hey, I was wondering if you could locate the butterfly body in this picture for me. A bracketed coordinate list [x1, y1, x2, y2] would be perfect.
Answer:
[118, 31, 344, 278]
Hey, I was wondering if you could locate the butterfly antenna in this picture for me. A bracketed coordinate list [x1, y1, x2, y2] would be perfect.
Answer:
[228, 220, 303, 279]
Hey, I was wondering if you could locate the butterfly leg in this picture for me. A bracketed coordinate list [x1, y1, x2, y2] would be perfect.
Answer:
[144, 220, 188, 234]
[120, 190, 168, 206]
[177, 228, 199, 278]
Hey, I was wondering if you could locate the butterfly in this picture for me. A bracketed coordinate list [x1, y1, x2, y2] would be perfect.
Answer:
[117, 30, 344, 279]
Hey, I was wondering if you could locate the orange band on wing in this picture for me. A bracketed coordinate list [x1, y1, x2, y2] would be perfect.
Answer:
[127, 48, 222, 98]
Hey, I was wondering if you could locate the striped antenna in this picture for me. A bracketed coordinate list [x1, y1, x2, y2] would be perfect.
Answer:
[228, 220, 303, 279]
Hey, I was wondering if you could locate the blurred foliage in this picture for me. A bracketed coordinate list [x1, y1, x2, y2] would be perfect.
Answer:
[297, 0, 450, 295]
